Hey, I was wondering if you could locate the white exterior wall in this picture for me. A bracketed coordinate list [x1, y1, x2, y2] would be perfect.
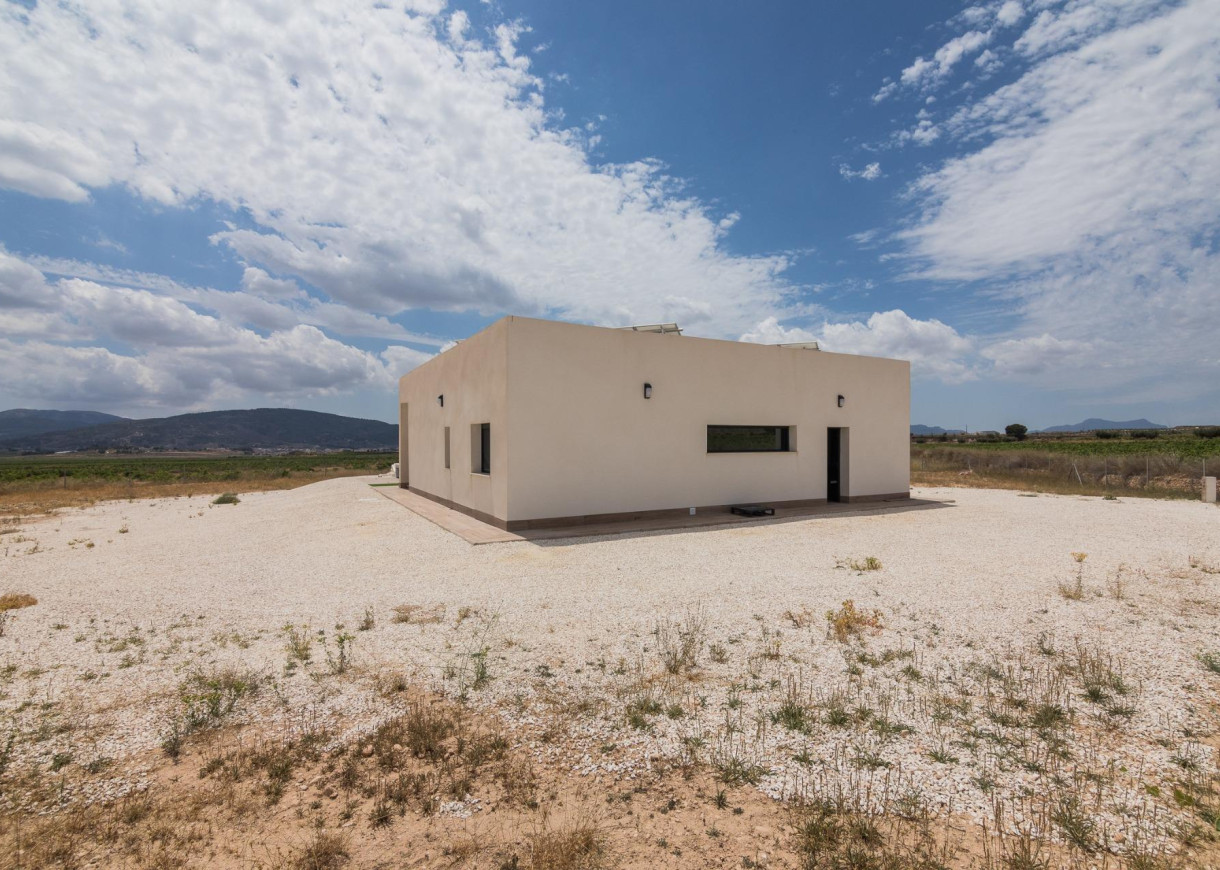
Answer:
[397, 319, 509, 523]
[504, 317, 909, 523]
[398, 316, 910, 527]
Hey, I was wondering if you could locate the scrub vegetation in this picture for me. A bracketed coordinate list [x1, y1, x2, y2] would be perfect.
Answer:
[912, 429, 1220, 498]
[0, 451, 395, 515]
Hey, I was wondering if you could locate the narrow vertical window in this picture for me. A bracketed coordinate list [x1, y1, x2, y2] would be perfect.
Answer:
[443, 426, 450, 469]
[471, 423, 491, 474]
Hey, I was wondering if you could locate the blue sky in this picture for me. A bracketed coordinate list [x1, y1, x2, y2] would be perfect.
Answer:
[1, 0, 1217, 428]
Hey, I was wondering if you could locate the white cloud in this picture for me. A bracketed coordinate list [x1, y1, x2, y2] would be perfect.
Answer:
[0, 0, 797, 338]
[996, 1, 1024, 28]
[742, 311, 977, 384]
[974, 49, 1001, 72]
[872, 81, 898, 103]
[1014, 0, 1166, 58]
[0, 250, 432, 410]
[839, 162, 882, 181]
[240, 267, 305, 301]
[982, 333, 1094, 377]
[891, 0, 1220, 400]
[901, 57, 937, 86]
[381, 344, 434, 377]
[0, 248, 54, 308]
[815, 310, 977, 383]
[895, 119, 940, 146]
[901, 31, 991, 89]
[738, 317, 819, 345]
[25, 255, 450, 346]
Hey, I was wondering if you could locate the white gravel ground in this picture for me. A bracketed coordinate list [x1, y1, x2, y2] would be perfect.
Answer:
[2, 476, 1218, 845]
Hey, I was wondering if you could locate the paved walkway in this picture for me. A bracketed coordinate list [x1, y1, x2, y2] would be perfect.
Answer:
[373, 484, 951, 545]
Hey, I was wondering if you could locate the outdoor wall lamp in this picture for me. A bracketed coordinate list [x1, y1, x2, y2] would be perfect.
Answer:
[643, 382, 652, 399]
[437, 394, 444, 407]
[837, 394, 845, 408]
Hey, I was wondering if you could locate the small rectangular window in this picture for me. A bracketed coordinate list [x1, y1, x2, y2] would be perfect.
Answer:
[707, 425, 791, 453]
[471, 422, 491, 474]
[443, 426, 450, 469]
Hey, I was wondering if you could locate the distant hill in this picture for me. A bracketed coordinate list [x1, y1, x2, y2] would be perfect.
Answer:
[0, 409, 127, 442]
[911, 425, 965, 436]
[1040, 418, 1167, 433]
[0, 409, 397, 453]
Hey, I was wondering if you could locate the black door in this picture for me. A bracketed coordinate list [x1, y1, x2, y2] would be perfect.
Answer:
[479, 423, 491, 474]
[827, 427, 841, 502]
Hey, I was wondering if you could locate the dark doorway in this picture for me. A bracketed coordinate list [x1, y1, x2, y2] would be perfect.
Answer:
[479, 423, 491, 474]
[827, 427, 842, 502]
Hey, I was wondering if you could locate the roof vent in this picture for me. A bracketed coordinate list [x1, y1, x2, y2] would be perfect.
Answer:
[618, 323, 683, 335]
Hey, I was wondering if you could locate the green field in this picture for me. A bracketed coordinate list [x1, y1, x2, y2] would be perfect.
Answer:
[912, 431, 1220, 459]
[0, 451, 397, 487]
[911, 431, 1219, 499]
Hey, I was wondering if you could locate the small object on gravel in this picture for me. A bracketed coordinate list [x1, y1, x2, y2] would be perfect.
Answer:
[361, 744, 373, 757]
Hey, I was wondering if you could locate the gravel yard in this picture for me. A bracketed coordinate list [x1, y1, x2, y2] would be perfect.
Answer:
[2, 476, 1219, 868]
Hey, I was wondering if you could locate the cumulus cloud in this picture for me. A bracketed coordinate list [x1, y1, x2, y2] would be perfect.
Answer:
[742, 311, 977, 383]
[0, 248, 54, 308]
[816, 310, 977, 383]
[738, 317, 819, 345]
[0, 0, 798, 338]
[0, 250, 434, 410]
[996, 1, 1024, 28]
[900, 31, 991, 88]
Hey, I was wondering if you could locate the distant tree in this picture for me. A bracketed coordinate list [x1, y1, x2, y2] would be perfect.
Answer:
[1005, 423, 1028, 441]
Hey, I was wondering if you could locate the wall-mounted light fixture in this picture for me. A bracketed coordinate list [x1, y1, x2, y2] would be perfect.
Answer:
[643, 382, 653, 399]
[437, 394, 444, 407]
[837, 394, 845, 408]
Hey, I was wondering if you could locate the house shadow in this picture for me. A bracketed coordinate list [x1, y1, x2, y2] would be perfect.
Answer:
[522, 497, 954, 547]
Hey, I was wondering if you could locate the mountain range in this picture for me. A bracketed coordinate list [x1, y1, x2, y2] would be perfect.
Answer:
[1039, 418, 1167, 433]
[913, 418, 1169, 436]
[0, 408, 397, 453]
[0, 409, 127, 441]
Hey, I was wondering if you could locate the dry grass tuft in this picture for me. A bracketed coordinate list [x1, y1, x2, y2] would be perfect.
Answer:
[655, 605, 707, 675]
[530, 820, 609, 870]
[293, 830, 350, 870]
[838, 555, 883, 571]
[784, 606, 817, 628]
[791, 797, 956, 869]
[0, 592, 37, 611]
[391, 603, 446, 625]
[825, 600, 884, 642]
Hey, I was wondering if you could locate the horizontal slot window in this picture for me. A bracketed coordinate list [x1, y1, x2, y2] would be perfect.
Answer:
[707, 425, 792, 453]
